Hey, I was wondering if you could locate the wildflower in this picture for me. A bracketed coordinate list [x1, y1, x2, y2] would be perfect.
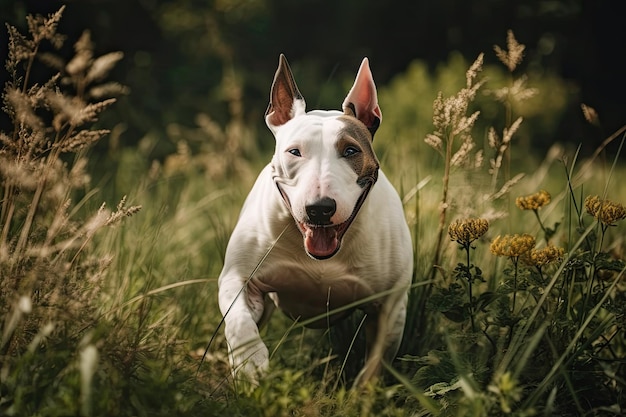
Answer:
[584, 195, 626, 226]
[524, 245, 564, 268]
[491, 234, 536, 315]
[515, 190, 551, 211]
[490, 234, 535, 258]
[448, 218, 489, 247]
[449, 218, 488, 333]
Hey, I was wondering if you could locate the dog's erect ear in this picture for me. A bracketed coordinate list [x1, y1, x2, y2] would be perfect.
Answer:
[342, 58, 382, 138]
[265, 54, 306, 134]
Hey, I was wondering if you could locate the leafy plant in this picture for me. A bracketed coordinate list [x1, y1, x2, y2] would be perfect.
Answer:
[398, 31, 626, 416]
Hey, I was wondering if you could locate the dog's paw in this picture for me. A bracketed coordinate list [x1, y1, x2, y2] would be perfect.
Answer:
[230, 339, 269, 384]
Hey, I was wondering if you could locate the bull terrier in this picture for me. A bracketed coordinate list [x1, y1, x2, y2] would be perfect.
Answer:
[217, 54, 413, 386]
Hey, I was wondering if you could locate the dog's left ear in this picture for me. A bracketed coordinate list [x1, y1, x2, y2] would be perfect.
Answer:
[265, 54, 307, 134]
[342, 58, 382, 138]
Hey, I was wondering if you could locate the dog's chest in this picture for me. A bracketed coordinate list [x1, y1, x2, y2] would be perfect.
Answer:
[250, 261, 375, 327]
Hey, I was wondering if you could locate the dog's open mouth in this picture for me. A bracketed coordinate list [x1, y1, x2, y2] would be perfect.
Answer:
[299, 222, 348, 260]
[276, 180, 374, 260]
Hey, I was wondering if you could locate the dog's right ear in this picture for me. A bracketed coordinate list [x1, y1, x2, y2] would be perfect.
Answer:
[342, 58, 382, 138]
[265, 54, 306, 134]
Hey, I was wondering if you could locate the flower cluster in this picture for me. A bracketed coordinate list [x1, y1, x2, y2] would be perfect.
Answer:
[448, 218, 489, 247]
[515, 190, 551, 211]
[524, 245, 565, 268]
[490, 234, 535, 258]
[584, 195, 626, 226]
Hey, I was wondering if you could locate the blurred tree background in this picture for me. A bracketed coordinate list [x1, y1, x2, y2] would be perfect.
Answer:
[1, 0, 624, 165]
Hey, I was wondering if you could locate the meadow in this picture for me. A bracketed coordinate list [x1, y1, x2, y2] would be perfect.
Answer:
[1, 8, 624, 416]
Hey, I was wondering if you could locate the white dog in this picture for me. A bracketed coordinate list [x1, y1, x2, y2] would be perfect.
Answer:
[217, 55, 413, 386]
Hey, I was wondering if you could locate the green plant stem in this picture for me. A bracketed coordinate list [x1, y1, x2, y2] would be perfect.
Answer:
[532, 209, 549, 240]
[580, 223, 607, 325]
[534, 267, 550, 317]
[511, 257, 519, 315]
[523, 267, 624, 409]
[430, 130, 453, 283]
[465, 244, 476, 332]
[420, 131, 453, 339]
[598, 224, 608, 252]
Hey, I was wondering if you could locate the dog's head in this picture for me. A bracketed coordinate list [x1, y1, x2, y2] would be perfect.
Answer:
[266, 55, 381, 260]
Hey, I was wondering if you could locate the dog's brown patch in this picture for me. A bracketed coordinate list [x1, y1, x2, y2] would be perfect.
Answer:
[336, 117, 379, 187]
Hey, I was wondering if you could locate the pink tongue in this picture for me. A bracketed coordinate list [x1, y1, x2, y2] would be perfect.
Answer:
[304, 226, 339, 258]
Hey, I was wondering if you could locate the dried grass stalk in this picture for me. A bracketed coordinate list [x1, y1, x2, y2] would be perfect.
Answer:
[0, 7, 139, 360]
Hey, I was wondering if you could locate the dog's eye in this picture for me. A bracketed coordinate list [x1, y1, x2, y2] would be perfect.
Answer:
[342, 146, 360, 157]
[288, 148, 302, 157]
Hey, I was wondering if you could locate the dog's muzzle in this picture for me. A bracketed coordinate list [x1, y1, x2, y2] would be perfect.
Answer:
[275, 180, 374, 260]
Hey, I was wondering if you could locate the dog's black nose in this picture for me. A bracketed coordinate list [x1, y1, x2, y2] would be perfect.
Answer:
[306, 198, 336, 225]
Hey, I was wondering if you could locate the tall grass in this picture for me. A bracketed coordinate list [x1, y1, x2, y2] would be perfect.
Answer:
[1, 8, 624, 416]
[391, 32, 626, 417]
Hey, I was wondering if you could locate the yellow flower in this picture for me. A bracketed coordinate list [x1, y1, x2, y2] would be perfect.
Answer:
[490, 234, 535, 258]
[515, 190, 551, 211]
[524, 245, 565, 268]
[584, 195, 626, 226]
[448, 218, 489, 246]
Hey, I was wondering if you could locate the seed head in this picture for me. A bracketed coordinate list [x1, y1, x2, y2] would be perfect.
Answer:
[490, 234, 535, 258]
[515, 190, 551, 211]
[581, 103, 600, 126]
[448, 218, 489, 246]
[494, 30, 525, 72]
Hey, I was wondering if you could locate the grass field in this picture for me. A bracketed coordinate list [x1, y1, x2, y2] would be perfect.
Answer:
[1, 9, 625, 417]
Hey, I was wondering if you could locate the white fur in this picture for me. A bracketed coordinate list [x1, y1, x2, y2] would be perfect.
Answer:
[217, 57, 413, 386]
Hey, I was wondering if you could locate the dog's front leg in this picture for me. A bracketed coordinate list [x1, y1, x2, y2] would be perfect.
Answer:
[218, 273, 269, 383]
